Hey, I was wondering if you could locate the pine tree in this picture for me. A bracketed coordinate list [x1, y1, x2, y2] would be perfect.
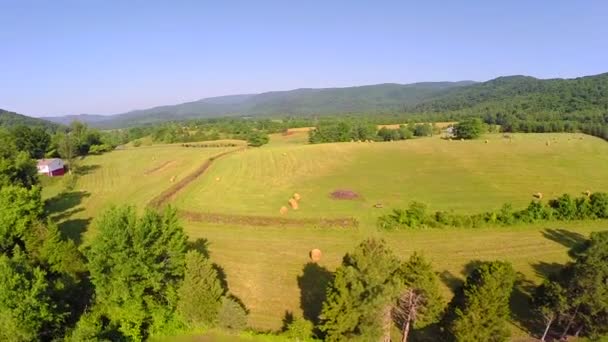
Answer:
[449, 261, 516, 342]
[393, 253, 444, 342]
[177, 250, 224, 327]
[320, 238, 401, 341]
[532, 279, 567, 341]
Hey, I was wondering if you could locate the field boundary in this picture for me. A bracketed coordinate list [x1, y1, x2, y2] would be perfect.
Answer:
[179, 210, 359, 228]
[148, 147, 246, 209]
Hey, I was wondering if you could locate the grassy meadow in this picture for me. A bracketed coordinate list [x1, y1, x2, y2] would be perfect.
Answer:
[173, 132, 608, 226]
[42, 131, 608, 338]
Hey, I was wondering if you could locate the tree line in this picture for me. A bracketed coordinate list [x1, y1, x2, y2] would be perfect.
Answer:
[378, 192, 608, 230]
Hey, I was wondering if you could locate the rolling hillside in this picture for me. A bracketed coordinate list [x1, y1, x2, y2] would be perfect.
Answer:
[0, 108, 59, 129]
[44, 81, 475, 128]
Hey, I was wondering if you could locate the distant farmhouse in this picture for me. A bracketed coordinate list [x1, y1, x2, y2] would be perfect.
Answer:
[37, 158, 65, 177]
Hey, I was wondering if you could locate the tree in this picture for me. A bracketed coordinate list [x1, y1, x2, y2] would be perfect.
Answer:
[218, 297, 248, 332]
[449, 261, 516, 342]
[454, 118, 484, 139]
[393, 253, 444, 342]
[284, 317, 314, 341]
[86, 206, 188, 340]
[247, 130, 269, 147]
[54, 131, 77, 173]
[413, 123, 433, 137]
[10, 125, 51, 159]
[0, 129, 38, 188]
[320, 239, 401, 341]
[0, 249, 56, 342]
[177, 250, 224, 327]
[532, 279, 568, 341]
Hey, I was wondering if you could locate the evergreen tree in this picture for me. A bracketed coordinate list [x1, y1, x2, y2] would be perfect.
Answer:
[532, 279, 568, 341]
[449, 261, 516, 342]
[177, 250, 224, 327]
[320, 239, 401, 341]
[393, 253, 444, 342]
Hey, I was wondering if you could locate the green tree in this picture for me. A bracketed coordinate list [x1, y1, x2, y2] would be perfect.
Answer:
[413, 123, 433, 137]
[218, 297, 248, 332]
[247, 130, 269, 147]
[393, 253, 444, 342]
[454, 118, 484, 139]
[449, 261, 516, 342]
[0, 129, 38, 188]
[284, 317, 314, 341]
[320, 239, 401, 341]
[177, 250, 224, 327]
[10, 125, 51, 159]
[54, 131, 78, 173]
[0, 249, 56, 342]
[532, 279, 568, 341]
[86, 206, 188, 340]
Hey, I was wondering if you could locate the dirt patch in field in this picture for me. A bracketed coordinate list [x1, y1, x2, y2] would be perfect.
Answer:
[148, 148, 245, 209]
[180, 210, 358, 229]
[144, 160, 176, 175]
[330, 189, 360, 200]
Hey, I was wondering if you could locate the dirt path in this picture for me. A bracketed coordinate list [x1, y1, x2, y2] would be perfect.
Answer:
[148, 147, 245, 209]
[144, 160, 175, 175]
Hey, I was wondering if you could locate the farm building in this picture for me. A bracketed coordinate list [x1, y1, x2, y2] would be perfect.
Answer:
[37, 158, 65, 177]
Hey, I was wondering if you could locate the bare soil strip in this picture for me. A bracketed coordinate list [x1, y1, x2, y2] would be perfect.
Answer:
[144, 160, 175, 175]
[148, 148, 245, 209]
[179, 210, 359, 228]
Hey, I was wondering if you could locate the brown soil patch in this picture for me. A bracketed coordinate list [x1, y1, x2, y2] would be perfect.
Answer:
[148, 148, 245, 209]
[179, 210, 358, 229]
[330, 189, 359, 200]
[144, 160, 176, 175]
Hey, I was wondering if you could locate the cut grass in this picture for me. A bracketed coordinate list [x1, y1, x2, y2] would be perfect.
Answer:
[174, 133, 608, 226]
[44, 144, 237, 244]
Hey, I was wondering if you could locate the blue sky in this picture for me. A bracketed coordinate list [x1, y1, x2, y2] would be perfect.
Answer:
[1, 0, 606, 117]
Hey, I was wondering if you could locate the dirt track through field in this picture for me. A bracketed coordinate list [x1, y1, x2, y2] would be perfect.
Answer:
[179, 210, 359, 228]
[148, 148, 245, 209]
[144, 160, 175, 175]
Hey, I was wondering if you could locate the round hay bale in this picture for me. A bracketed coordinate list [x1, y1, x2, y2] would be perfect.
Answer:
[484, 139, 489, 144]
[461, 138, 465, 141]
[215, 177, 221, 181]
[293, 193, 301, 201]
[584, 190, 591, 197]
[279, 206, 288, 215]
[309, 249, 322, 262]
[546, 141, 550, 146]
[170, 176, 176, 183]
[288, 198, 299, 210]
[533, 192, 543, 199]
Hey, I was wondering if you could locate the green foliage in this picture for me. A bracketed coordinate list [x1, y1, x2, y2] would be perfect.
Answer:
[454, 118, 484, 139]
[379, 192, 608, 230]
[413, 123, 433, 137]
[0, 185, 44, 251]
[0, 249, 56, 342]
[283, 317, 314, 341]
[532, 279, 568, 341]
[396, 253, 444, 330]
[177, 250, 224, 327]
[449, 261, 516, 342]
[0, 108, 59, 130]
[0, 129, 39, 188]
[88, 144, 113, 155]
[10, 125, 52, 159]
[320, 239, 401, 341]
[218, 296, 248, 332]
[86, 206, 188, 340]
[247, 130, 270, 147]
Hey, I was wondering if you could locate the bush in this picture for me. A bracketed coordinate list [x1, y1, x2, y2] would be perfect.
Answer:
[88, 144, 113, 155]
[283, 317, 314, 341]
[454, 118, 484, 139]
[549, 194, 577, 220]
[590, 192, 608, 218]
[247, 130, 269, 147]
[218, 297, 247, 332]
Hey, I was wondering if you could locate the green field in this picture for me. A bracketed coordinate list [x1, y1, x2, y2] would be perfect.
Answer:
[43, 132, 608, 338]
[173, 133, 608, 226]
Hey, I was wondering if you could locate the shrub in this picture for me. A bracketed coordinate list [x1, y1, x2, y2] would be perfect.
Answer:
[549, 194, 577, 220]
[454, 118, 484, 139]
[590, 192, 608, 218]
[218, 297, 247, 332]
[283, 317, 314, 341]
[88, 144, 113, 155]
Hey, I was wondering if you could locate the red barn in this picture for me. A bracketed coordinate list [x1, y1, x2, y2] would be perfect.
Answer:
[37, 158, 65, 177]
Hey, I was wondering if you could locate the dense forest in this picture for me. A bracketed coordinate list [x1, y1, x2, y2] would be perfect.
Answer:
[0, 109, 59, 130]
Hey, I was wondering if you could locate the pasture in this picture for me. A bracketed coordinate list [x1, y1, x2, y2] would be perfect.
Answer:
[173, 133, 608, 226]
[42, 132, 608, 337]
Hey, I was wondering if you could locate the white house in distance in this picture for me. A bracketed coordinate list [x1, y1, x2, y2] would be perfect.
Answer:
[37, 158, 65, 177]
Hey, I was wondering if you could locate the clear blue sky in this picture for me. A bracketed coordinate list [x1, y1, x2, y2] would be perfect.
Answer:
[1, 0, 606, 117]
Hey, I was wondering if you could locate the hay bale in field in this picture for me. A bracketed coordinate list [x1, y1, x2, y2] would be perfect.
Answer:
[461, 138, 465, 141]
[584, 190, 591, 197]
[293, 193, 301, 201]
[533, 192, 543, 199]
[373, 203, 384, 208]
[309, 249, 322, 262]
[215, 177, 221, 181]
[288, 198, 299, 210]
[546, 141, 550, 146]
[485, 139, 489, 144]
[282, 152, 287, 156]
[170, 176, 176, 183]
[279, 206, 289, 215]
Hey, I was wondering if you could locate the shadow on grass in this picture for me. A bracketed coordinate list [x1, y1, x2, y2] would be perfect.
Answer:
[510, 273, 542, 338]
[45, 191, 90, 216]
[58, 218, 91, 245]
[297, 262, 333, 326]
[45, 191, 91, 244]
[542, 228, 586, 251]
[74, 164, 100, 176]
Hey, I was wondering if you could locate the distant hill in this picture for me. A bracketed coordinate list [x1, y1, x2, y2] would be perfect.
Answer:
[0, 109, 59, 130]
[44, 81, 475, 128]
[414, 73, 608, 114]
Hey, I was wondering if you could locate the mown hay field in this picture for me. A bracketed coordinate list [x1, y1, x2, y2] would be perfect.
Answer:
[173, 133, 608, 226]
[43, 143, 239, 244]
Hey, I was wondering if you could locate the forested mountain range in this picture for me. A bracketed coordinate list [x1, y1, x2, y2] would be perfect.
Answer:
[0, 108, 59, 129]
